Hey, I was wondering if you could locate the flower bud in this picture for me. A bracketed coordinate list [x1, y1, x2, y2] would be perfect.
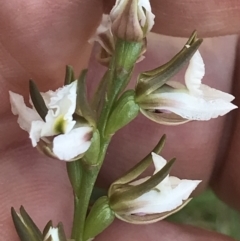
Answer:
[110, 0, 155, 42]
[89, 14, 146, 67]
[83, 196, 115, 241]
[105, 90, 139, 136]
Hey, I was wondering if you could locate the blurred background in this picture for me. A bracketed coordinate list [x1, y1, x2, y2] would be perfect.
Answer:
[167, 189, 240, 240]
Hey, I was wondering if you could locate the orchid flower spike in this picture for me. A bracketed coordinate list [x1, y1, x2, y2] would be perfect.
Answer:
[9, 80, 93, 161]
[109, 153, 201, 224]
[137, 50, 237, 125]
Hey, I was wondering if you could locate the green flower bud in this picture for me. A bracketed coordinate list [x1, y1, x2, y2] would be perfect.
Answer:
[83, 196, 115, 241]
[105, 90, 139, 136]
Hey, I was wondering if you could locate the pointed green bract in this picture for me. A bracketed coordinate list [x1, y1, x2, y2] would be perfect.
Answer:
[64, 65, 75, 85]
[43, 220, 53, 238]
[110, 158, 176, 208]
[76, 69, 96, 127]
[83, 196, 115, 241]
[29, 80, 48, 121]
[111, 134, 166, 186]
[11, 206, 42, 241]
[105, 90, 140, 136]
[57, 223, 68, 241]
[135, 31, 203, 99]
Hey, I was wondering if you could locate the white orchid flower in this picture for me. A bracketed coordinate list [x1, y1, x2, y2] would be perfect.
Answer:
[110, 153, 200, 224]
[139, 50, 237, 125]
[9, 80, 92, 161]
[127, 153, 200, 215]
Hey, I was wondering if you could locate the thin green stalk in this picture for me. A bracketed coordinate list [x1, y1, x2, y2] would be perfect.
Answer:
[70, 140, 110, 241]
[68, 39, 143, 241]
[71, 163, 100, 240]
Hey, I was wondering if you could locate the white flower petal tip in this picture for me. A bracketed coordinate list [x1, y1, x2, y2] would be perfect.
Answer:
[43, 223, 67, 241]
[9, 81, 93, 162]
[44, 227, 60, 241]
[53, 127, 93, 161]
[109, 152, 201, 224]
[139, 50, 237, 124]
[88, 14, 112, 44]
[9, 91, 41, 132]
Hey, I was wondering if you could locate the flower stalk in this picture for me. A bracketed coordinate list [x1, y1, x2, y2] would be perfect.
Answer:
[68, 37, 143, 241]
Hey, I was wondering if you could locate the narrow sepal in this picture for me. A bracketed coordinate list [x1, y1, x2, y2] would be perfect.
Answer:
[29, 80, 48, 121]
[57, 223, 68, 241]
[110, 158, 176, 209]
[110, 134, 166, 187]
[136, 31, 203, 98]
[140, 109, 190, 125]
[76, 69, 96, 127]
[64, 65, 75, 85]
[43, 221, 53, 238]
[105, 90, 140, 135]
[83, 196, 115, 241]
[11, 206, 42, 241]
[115, 199, 191, 224]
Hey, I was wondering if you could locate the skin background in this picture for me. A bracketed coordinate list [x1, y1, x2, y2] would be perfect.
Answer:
[0, 0, 240, 240]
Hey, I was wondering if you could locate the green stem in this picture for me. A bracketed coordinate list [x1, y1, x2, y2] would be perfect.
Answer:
[70, 141, 110, 241]
[68, 39, 143, 241]
[71, 164, 100, 240]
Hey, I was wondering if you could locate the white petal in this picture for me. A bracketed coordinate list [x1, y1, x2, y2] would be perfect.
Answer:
[44, 227, 60, 241]
[46, 80, 77, 118]
[89, 14, 112, 44]
[95, 14, 111, 36]
[53, 127, 92, 161]
[170, 179, 201, 200]
[155, 91, 237, 121]
[41, 81, 77, 137]
[110, 0, 127, 22]
[130, 179, 200, 214]
[30, 120, 45, 146]
[199, 84, 235, 102]
[138, 0, 155, 32]
[151, 153, 173, 190]
[9, 91, 41, 132]
[151, 153, 167, 173]
[185, 50, 205, 95]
